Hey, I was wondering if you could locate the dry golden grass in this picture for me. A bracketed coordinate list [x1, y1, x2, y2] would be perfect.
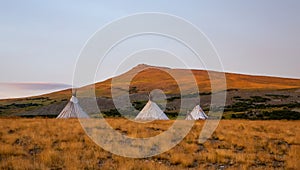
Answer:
[0, 118, 299, 169]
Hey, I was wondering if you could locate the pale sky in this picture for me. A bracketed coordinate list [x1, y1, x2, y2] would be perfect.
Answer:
[0, 0, 299, 98]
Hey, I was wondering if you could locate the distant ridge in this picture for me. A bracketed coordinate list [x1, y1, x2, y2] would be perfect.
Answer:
[1, 64, 300, 117]
[1, 64, 300, 100]
[92, 64, 300, 97]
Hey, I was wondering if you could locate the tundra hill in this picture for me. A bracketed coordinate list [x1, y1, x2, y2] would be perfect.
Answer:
[92, 64, 300, 97]
[0, 64, 300, 117]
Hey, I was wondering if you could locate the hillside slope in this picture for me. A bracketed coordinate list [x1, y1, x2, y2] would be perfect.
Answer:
[92, 64, 300, 97]
[0, 64, 300, 117]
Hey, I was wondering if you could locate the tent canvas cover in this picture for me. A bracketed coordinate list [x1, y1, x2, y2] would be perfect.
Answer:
[57, 96, 89, 118]
[185, 105, 208, 120]
[135, 100, 169, 120]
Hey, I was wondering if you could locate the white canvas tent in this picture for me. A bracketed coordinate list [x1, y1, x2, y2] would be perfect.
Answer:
[57, 95, 89, 118]
[185, 105, 208, 120]
[135, 100, 169, 120]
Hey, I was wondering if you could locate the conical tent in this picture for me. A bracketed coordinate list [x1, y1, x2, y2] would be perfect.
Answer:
[185, 105, 208, 120]
[57, 96, 89, 118]
[135, 100, 169, 120]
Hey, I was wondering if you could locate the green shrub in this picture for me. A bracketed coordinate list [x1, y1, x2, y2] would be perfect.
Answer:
[250, 96, 271, 103]
[263, 110, 300, 120]
[102, 109, 122, 117]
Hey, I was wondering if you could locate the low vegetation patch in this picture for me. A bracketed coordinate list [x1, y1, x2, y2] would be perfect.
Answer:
[231, 110, 300, 120]
[265, 94, 290, 99]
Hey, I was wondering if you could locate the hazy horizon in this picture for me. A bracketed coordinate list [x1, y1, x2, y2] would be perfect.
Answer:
[0, 82, 71, 99]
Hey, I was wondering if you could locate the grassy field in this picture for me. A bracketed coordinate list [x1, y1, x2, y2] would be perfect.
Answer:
[0, 118, 299, 169]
